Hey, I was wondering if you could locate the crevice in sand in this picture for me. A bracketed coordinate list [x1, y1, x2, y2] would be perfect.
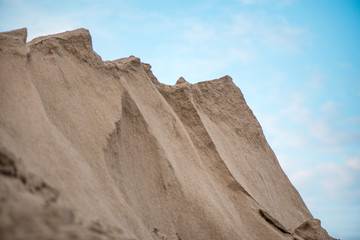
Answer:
[259, 209, 291, 234]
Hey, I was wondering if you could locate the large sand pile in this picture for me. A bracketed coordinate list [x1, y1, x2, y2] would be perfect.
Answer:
[0, 28, 335, 240]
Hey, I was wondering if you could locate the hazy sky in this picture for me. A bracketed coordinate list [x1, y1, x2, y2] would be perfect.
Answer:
[1, 0, 359, 239]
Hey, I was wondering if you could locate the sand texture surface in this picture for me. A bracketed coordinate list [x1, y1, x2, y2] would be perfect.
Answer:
[0, 28, 335, 240]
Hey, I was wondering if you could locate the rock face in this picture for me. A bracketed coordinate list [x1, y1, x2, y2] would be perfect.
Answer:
[0, 28, 335, 240]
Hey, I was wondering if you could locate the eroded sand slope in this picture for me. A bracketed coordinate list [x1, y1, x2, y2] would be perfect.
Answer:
[0, 28, 335, 240]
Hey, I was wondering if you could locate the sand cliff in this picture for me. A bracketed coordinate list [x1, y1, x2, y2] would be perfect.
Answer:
[0, 28, 335, 240]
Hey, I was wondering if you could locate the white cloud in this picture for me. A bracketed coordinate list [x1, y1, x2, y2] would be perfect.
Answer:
[229, 13, 308, 53]
[310, 119, 360, 148]
[347, 158, 360, 170]
[290, 160, 360, 203]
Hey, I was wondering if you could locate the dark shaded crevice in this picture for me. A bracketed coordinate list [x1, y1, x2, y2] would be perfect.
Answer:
[0, 150, 17, 177]
[259, 209, 291, 234]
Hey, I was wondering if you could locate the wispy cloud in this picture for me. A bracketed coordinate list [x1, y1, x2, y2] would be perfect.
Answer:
[310, 119, 360, 147]
[230, 13, 308, 53]
[291, 157, 360, 203]
[348, 157, 360, 170]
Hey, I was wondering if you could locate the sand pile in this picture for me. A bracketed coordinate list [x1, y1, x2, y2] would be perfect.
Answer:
[0, 28, 335, 240]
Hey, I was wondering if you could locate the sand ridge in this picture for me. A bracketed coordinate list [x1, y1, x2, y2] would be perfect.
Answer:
[0, 28, 335, 240]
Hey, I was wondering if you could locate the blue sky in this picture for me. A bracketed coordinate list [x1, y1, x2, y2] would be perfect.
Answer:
[1, 0, 359, 239]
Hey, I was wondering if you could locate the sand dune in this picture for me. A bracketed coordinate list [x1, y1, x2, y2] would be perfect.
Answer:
[0, 28, 335, 240]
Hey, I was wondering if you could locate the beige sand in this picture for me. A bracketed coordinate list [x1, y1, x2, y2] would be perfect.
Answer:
[0, 28, 335, 240]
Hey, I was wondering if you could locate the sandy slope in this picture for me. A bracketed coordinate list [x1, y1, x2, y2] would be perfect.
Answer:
[0, 28, 335, 240]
